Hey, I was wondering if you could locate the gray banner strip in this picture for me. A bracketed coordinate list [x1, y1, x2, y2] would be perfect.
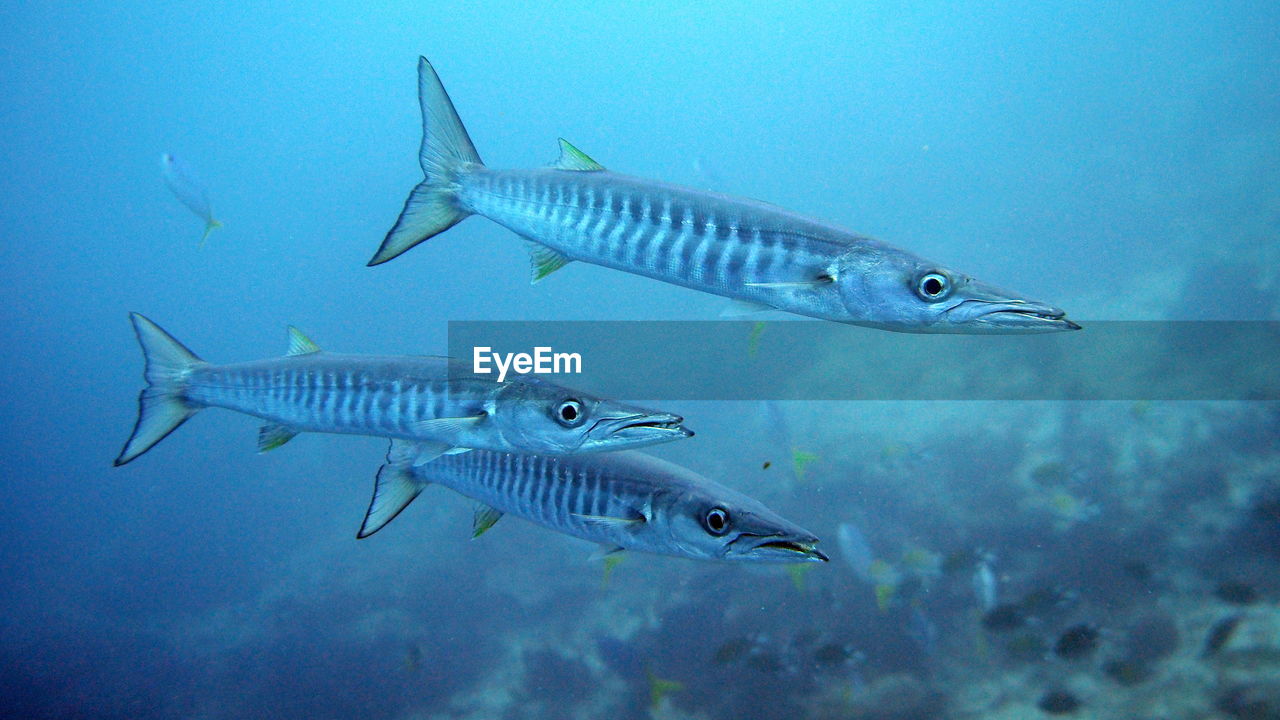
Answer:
[447, 321, 1279, 401]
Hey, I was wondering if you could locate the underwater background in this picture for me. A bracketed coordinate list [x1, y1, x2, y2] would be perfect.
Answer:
[2, 2, 1278, 718]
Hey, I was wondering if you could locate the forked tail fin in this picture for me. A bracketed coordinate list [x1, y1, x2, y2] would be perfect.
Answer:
[199, 218, 222, 247]
[368, 56, 484, 266]
[114, 313, 207, 466]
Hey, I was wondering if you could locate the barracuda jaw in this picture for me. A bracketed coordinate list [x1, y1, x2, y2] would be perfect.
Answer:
[590, 412, 693, 449]
[728, 533, 829, 563]
[757, 539, 830, 563]
[954, 300, 1082, 333]
[940, 276, 1081, 334]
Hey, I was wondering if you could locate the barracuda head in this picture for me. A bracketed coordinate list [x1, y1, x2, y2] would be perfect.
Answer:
[834, 243, 1080, 334]
[491, 380, 691, 454]
[659, 480, 828, 563]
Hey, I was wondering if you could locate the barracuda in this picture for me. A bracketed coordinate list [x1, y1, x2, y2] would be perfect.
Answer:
[358, 441, 829, 564]
[369, 57, 1080, 334]
[113, 313, 690, 467]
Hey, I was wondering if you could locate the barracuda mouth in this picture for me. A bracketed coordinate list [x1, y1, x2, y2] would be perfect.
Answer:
[592, 413, 693, 446]
[618, 413, 689, 433]
[950, 300, 1082, 333]
[758, 539, 829, 561]
[731, 534, 829, 562]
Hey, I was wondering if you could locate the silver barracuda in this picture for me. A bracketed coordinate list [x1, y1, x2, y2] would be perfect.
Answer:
[358, 440, 829, 564]
[113, 313, 689, 466]
[369, 57, 1080, 334]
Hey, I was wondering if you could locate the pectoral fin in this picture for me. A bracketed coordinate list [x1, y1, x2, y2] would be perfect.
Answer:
[572, 512, 646, 528]
[411, 415, 485, 437]
[743, 276, 834, 289]
[399, 441, 453, 467]
[384, 438, 467, 468]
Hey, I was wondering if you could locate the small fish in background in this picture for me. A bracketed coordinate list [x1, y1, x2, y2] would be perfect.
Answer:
[757, 401, 818, 483]
[981, 585, 1080, 632]
[878, 441, 937, 476]
[1038, 690, 1082, 715]
[792, 450, 819, 482]
[711, 636, 753, 665]
[1054, 623, 1101, 660]
[1044, 488, 1101, 531]
[746, 320, 767, 357]
[646, 670, 684, 710]
[788, 562, 818, 592]
[1203, 614, 1243, 657]
[906, 605, 939, 658]
[981, 604, 1026, 632]
[712, 630, 866, 690]
[836, 522, 875, 584]
[900, 546, 944, 582]
[599, 551, 625, 589]
[593, 636, 682, 711]
[160, 153, 222, 244]
[403, 643, 424, 673]
[869, 560, 903, 612]
[972, 551, 998, 613]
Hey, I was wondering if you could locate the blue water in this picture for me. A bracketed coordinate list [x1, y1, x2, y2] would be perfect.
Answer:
[2, 2, 1278, 718]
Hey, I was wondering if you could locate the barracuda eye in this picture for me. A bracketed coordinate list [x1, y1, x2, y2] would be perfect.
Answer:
[555, 399, 585, 427]
[916, 272, 950, 301]
[703, 507, 731, 535]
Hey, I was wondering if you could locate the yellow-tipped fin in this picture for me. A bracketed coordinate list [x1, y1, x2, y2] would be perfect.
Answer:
[788, 563, 815, 592]
[286, 326, 322, 356]
[874, 583, 896, 612]
[524, 240, 573, 283]
[472, 504, 503, 537]
[647, 670, 684, 709]
[552, 139, 605, 171]
[257, 423, 299, 452]
[601, 552, 625, 588]
[199, 218, 222, 247]
[747, 321, 766, 357]
[792, 450, 818, 481]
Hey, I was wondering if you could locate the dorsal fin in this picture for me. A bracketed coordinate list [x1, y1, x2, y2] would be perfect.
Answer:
[286, 326, 322, 356]
[553, 139, 605, 171]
